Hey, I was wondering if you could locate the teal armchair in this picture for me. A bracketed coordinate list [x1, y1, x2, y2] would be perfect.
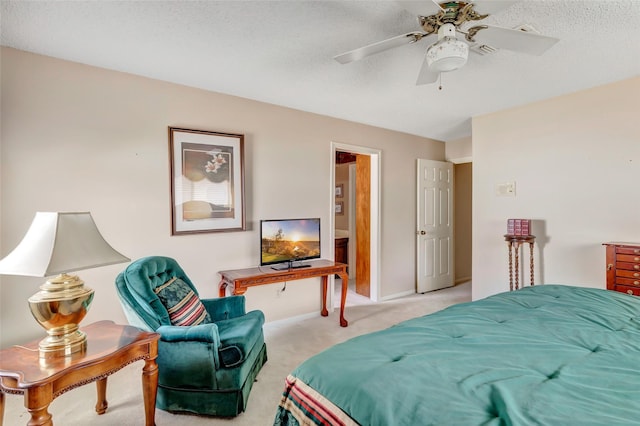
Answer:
[115, 256, 267, 417]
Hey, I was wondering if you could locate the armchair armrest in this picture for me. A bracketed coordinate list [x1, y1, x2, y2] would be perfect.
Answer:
[157, 323, 220, 347]
[157, 323, 222, 369]
[202, 295, 246, 321]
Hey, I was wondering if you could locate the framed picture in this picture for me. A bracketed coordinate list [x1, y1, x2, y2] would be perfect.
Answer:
[335, 201, 344, 215]
[169, 127, 245, 235]
[335, 184, 344, 198]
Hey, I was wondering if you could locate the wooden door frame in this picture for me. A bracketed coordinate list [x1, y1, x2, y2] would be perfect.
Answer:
[329, 142, 381, 307]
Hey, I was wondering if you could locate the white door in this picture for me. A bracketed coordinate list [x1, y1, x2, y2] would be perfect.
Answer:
[416, 159, 454, 293]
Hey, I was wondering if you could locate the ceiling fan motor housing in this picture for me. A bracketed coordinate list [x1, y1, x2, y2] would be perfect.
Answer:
[426, 23, 469, 72]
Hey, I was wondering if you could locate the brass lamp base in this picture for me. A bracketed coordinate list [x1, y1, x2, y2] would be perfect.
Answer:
[28, 273, 94, 359]
[36, 329, 88, 359]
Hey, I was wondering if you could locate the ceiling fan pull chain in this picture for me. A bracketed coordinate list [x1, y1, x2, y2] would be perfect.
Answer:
[438, 72, 443, 91]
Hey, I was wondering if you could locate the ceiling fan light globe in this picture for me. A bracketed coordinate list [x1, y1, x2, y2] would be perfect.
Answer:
[426, 37, 469, 72]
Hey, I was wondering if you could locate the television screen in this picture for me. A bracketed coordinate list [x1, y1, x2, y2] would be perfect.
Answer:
[260, 218, 321, 269]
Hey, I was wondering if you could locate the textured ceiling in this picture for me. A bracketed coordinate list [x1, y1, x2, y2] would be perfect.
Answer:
[2, 0, 639, 141]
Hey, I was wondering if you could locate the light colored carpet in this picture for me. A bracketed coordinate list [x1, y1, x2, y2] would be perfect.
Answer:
[3, 282, 471, 426]
[334, 278, 373, 307]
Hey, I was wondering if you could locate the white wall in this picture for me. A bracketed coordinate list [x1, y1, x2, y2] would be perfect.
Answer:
[472, 76, 640, 300]
[0, 48, 445, 348]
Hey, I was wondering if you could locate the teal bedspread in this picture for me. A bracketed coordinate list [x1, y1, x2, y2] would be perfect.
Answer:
[274, 285, 640, 425]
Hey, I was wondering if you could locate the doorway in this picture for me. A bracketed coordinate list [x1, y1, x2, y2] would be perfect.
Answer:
[331, 142, 380, 307]
[453, 162, 472, 284]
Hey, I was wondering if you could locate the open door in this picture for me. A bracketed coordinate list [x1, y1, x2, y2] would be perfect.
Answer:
[416, 159, 454, 293]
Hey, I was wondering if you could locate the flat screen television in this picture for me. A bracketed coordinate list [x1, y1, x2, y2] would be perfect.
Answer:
[260, 218, 321, 270]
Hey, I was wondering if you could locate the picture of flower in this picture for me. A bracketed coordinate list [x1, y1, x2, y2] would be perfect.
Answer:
[205, 151, 227, 174]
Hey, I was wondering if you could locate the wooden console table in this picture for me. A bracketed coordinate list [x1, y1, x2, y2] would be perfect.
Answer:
[0, 320, 159, 426]
[219, 259, 350, 327]
[504, 234, 536, 291]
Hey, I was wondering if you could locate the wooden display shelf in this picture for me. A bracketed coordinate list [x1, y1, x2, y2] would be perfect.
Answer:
[504, 234, 536, 291]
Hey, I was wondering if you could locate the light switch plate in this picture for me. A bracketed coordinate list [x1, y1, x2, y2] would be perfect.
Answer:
[496, 182, 516, 196]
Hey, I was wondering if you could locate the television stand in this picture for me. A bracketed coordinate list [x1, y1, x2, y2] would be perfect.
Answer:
[218, 259, 349, 327]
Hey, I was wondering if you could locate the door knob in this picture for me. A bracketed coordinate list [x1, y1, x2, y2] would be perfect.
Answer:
[416, 230, 426, 235]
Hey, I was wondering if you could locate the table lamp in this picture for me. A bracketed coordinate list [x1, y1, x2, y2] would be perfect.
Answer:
[0, 212, 130, 358]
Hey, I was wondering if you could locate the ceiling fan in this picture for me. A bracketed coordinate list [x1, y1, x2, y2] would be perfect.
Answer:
[334, 0, 559, 86]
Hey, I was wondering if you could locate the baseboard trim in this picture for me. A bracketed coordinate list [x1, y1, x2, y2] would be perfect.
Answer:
[264, 311, 319, 329]
[455, 276, 471, 285]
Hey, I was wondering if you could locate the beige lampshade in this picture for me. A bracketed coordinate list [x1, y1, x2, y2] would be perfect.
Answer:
[0, 211, 130, 277]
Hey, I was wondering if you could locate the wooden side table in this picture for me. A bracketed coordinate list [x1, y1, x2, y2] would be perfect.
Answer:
[0, 320, 159, 426]
[219, 259, 350, 327]
[504, 234, 536, 291]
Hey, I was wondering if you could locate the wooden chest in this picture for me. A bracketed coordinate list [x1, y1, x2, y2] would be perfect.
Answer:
[604, 242, 640, 296]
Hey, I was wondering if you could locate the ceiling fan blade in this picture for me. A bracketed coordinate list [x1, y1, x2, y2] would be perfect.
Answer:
[334, 32, 426, 64]
[396, 0, 443, 17]
[468, 0, 519, 16]
[416, 54, 440, 85]
[469, 25, 559, 55]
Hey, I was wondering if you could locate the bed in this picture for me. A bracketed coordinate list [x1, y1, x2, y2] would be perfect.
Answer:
[274, 285, 640, 425]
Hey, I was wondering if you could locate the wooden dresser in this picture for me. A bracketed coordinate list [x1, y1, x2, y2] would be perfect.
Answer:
[604, 242, 640, 296]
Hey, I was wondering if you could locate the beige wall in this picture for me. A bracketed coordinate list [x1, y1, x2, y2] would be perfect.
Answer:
[472, 76, 640, 300]
[0, 48, 445, 348]
[446, 136, 472, 161]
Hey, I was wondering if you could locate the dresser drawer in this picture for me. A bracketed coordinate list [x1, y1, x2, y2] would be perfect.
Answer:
[617, 269, 640, 279]
[616, 246, 640, 255]
[617, 254, 640, 264]
[614, 285, 640, 296]
[615, 277, 640, 286]
[616, 261, 640, 271]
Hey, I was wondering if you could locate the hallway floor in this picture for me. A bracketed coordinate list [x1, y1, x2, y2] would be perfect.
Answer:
[333, 277, 374, 307]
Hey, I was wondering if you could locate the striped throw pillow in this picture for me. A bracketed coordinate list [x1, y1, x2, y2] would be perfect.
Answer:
[154, 277, 212, 326]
